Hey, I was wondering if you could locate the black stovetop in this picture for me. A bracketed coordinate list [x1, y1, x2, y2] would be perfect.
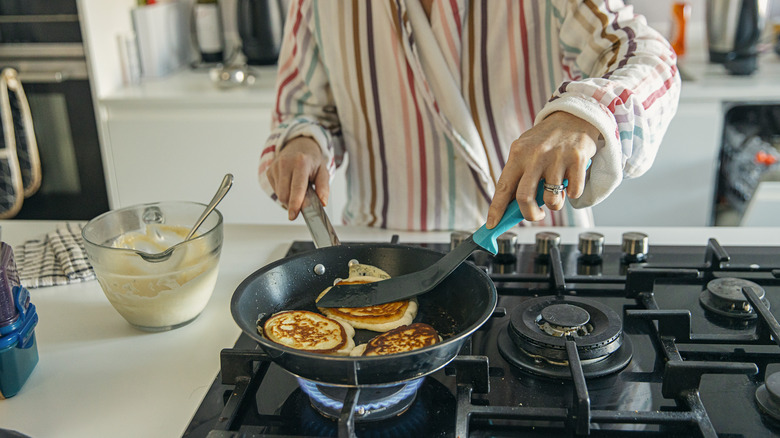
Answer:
[183, 234, 780, 438]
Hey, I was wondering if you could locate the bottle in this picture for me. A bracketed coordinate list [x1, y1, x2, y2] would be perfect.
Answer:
[194, 0, 225, 64]
[670, 1, 691, 57]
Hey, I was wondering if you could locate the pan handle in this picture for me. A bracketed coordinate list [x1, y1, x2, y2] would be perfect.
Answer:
[301, 185, 341, 248]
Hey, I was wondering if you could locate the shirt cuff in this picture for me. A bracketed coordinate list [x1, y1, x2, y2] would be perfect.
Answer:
[535, 96, 622, 209]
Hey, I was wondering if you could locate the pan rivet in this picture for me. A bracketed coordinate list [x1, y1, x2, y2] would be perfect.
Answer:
[348, 259, 359, 267]
[313, 264, 326, 275]
[357, 407, 366, 415]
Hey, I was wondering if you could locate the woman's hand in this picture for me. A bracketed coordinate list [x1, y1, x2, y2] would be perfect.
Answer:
[266, 137, 330, 220]
[486, 112, 599, 228]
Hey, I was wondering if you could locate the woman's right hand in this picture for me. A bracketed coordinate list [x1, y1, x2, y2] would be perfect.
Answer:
[265, 137, 330, 220]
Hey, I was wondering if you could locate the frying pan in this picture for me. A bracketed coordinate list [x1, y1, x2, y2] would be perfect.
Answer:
[230, 189, 497, 386]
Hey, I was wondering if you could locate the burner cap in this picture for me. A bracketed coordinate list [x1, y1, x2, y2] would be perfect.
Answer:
[699, 278, 769, 320]
[538, 304, 592, 337]
[498, 323, 633, 379]
[756, 372, 780, 422]
[506, 296, 624, 362]
[498, 297, 632, 380]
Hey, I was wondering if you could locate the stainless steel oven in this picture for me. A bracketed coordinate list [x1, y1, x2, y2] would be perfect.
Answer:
[0, 0, 108, 220]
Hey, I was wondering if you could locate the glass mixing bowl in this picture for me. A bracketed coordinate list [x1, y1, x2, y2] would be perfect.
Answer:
[82, 201, 223, 331]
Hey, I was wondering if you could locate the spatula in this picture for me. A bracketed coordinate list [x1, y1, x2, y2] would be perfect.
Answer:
[316, 176, 573, 308]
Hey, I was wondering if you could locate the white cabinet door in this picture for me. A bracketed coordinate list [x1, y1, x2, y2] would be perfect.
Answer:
[103, 103, 290, 225]
[591, 101, 722, 226]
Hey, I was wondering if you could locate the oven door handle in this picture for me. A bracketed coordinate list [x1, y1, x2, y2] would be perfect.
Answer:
[17, 71, 70, 83]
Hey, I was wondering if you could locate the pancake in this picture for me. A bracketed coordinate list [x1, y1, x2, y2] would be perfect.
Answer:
[316, 268, 417, 332]
[346, 262, 391, 280]
[261, 310, 355, 355]
[350, 323, 441, 356]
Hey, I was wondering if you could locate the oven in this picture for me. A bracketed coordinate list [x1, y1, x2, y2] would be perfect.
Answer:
[183, 231, 780, 438]
[0, 0, 109, 220]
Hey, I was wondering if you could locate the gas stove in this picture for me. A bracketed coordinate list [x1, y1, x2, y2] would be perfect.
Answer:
[183, 231, 780, 438]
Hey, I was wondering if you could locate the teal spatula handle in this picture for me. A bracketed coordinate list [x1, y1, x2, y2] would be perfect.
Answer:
[472, 160, 591, 255]
[472, 179, 564, 254]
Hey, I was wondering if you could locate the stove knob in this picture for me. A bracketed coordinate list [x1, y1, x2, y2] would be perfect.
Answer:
[622, 232, 649, 262]
[493, 231, 517, 266]
[535, 232, 561, 258]
[496, 232, 518, 257]
[578, 232, 604, 256]
[450, 231, 470, 251]
[578, 232, 604, 263]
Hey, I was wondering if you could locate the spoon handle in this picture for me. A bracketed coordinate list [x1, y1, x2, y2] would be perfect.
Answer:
[185, 174, 233, 241]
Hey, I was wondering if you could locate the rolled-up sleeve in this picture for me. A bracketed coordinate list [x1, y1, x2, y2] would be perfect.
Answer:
[258, 0, 344, 202]
[536, 0, 681, 208]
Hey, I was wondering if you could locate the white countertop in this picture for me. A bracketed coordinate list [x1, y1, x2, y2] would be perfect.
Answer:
[677, 47, 780, 101]
[0, 221, 778, 438]
[100, 65, 279, 107]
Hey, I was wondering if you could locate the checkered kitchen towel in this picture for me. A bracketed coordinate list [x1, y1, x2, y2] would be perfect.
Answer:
[16, 223, 95, 288]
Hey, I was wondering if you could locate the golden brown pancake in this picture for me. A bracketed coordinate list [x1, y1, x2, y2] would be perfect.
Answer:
[350, 323, 441, 356]
[262, 310, 355, 355]
[316, 275, 417, 332]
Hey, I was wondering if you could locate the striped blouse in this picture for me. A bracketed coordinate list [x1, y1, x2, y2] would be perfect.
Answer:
[258, 0, 681, 231]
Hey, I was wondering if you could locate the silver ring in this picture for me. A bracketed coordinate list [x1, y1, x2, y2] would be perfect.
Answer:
[543, 182, 565, 195]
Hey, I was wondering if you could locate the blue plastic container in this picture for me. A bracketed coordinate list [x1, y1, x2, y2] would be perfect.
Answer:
[0, 242, 38, 399]
[0, 285, 38, 399]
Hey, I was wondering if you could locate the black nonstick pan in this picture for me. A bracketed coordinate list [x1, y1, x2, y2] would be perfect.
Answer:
[230, 188, 497, 386]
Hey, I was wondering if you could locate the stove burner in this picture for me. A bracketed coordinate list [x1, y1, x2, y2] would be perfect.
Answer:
[756, 372, 780, 423]
[498, 296, 633, 379]
[279, 378, 456, 437]
[699, 278, 770, 320]
[296, 377, 424, 422]
[538, 303, 593, 337]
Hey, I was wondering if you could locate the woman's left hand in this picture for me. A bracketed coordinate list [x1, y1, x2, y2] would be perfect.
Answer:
[486, 111, 599, 228]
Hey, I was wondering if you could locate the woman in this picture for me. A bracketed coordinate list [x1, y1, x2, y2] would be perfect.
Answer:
[259, 0, 680, 231]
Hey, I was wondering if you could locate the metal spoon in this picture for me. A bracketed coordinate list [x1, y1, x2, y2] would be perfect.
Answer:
[184, 173, 233, 241]
[139, 173, 233, 262]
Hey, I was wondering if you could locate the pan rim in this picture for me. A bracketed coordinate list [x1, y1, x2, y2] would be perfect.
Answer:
[230, 242, 497, 362]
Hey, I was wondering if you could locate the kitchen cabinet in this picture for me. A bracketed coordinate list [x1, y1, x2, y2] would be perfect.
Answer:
[102, 92, 281, 225]
[99, 69, 347, 225]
